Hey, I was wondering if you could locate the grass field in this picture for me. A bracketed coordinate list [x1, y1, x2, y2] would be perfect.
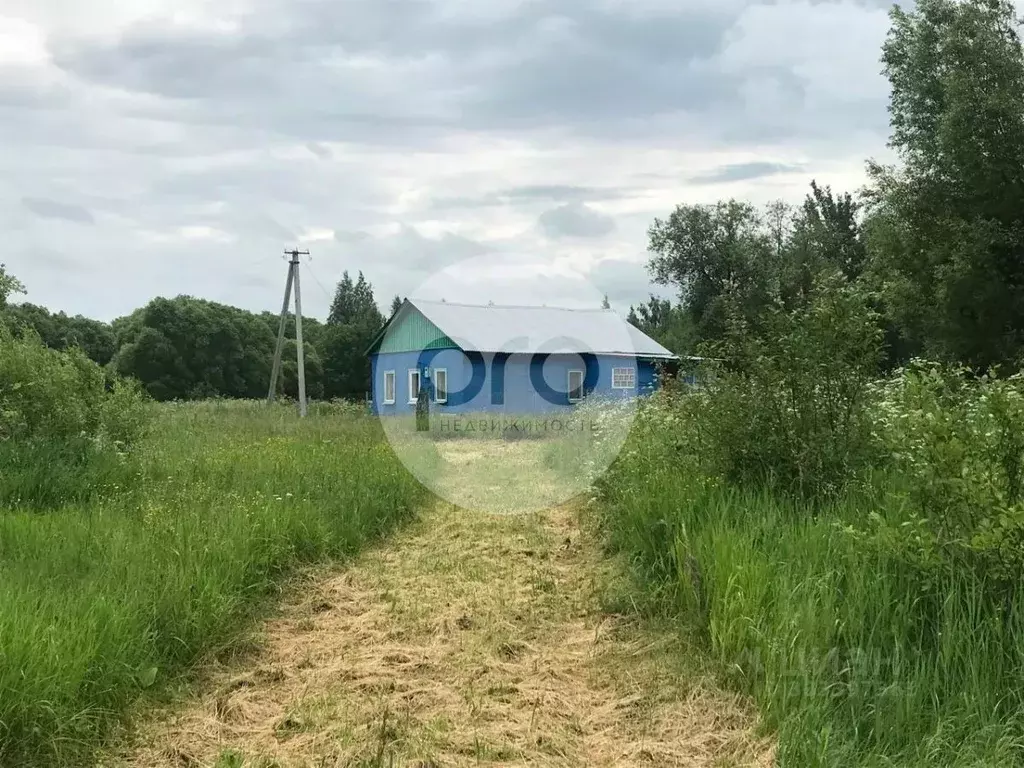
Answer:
[0, 400, 430, 767]
[595, 396, 1024, 767]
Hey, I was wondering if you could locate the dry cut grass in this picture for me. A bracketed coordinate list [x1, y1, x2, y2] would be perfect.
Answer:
[110, 441, 773, 767]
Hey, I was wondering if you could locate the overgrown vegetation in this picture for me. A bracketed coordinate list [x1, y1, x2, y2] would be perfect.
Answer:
[599, 1, 1024, 764]
[0, 324, 426, 766]
[691, 275, 883, 501]
[0, 325, 149, 508]
[598, 363, 1024, 765]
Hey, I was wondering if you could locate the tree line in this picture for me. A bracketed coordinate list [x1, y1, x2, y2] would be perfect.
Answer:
[0, 265, 397, 402]
[629, 0, 1024, 379]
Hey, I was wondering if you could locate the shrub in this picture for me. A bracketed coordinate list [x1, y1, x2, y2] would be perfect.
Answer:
[0, 327, 150, 507]
[858, 361, 1024, 592]
[690, 274, 883, 500]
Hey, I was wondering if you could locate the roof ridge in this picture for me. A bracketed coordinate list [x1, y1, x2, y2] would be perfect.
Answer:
[410, 298, 615, 313]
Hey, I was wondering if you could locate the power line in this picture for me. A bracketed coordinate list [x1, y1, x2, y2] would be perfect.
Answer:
[303, 260, 334, 304]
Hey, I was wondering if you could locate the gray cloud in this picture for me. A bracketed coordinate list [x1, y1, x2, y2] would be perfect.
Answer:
[49, 0, 897, 147]
[48, 0, 828, 143]
[430, 184, 633, 211]
[50, 17, 460, 146]
[307, 225, 497, 298]
[322, 225, 502, 307]
[333, 230, 371, 244]
[250, 216, 296, 243]
[21, 246, 88, 273]
[306, 142, 331, 159]
[503, 185, 625, 202]
[539, 203, 616, 239]
[21, 197, 95, 224]
[35, 0, 895, 172]
[377, 226, 493, 272]
[455, 7, 740, 132]
[690, 161, 805, 185]
[588, 257, 674, 308]
[5, 0, 897, 321]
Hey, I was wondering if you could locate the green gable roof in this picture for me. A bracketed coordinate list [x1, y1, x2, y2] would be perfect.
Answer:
[367, 302, 459, 354]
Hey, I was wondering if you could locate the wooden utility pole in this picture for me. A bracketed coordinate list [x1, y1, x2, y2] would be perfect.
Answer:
[267, 249, 310, 416]
[267, 261, 294, 403]
[291, 251, 308, 417]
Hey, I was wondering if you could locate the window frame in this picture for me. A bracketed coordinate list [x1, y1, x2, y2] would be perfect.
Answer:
[611, 366, 636, 390]
[434, 368, 448, 404]
[567, 369, 585, 403]
[382, 370, 396, 405]
[408, 369, 421, 404]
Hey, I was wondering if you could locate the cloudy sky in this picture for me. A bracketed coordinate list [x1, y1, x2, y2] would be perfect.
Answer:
[1, 0, 905, 322]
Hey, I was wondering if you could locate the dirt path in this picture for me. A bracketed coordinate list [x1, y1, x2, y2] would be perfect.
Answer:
[115, 442, 772, 767]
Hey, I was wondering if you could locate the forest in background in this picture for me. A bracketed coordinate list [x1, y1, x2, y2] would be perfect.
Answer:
[0, 267, 399, 403]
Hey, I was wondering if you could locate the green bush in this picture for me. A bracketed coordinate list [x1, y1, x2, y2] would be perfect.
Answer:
[0, 327, 150, 507]
[858, 361, 1024, 592]
[691, 274, 883, 500]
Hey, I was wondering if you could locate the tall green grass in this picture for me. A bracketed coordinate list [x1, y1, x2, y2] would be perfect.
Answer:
[596, 400, 1024, 767]
[0, 400, 430, 767]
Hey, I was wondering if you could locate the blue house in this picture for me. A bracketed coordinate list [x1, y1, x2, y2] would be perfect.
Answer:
[367, 299, 678, 415]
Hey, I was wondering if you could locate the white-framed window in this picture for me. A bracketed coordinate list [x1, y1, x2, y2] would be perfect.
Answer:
[612, 367, 636, 389]
[568, 369, 585, 403]
[408, 369, 421, 404]
[382, 370, 396, 404]
[434, 368, 448, 403]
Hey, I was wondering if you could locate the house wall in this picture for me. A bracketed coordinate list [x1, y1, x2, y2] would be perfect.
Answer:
[371, 350, 655, 416]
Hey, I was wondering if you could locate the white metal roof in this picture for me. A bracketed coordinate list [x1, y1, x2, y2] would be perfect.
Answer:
[407, 299, 678, 359]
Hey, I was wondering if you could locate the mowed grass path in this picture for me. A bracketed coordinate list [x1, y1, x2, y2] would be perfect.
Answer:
[113, 441, 772, 767]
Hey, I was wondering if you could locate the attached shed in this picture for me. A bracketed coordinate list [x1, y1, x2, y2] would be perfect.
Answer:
[366, 299, 678, 415]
